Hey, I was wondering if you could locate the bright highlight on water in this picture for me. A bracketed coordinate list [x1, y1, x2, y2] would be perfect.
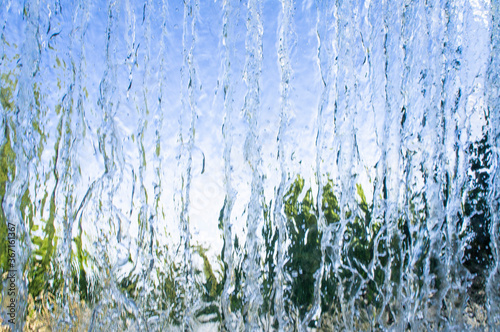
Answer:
[0, 0, 499, 331]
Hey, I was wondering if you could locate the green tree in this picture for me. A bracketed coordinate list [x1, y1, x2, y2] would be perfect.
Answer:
[283, 176, 321, 320]
[463, 133, 492, 304]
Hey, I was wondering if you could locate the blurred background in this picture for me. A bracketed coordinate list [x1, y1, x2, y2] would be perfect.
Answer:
[0, 0, 499, 330]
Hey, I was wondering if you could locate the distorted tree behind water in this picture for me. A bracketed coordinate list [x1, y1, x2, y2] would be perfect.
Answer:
[0, 0, 499, 331]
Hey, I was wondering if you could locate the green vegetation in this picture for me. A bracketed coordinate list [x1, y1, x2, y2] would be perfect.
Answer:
[0, 126, 16, 293]
[0, 109, 492, 330]
[463, 133, 492, 304]
[261, 200, 278, 320]
[284, 176, 322, 319]
[0, 73, 17, 112]
[0, 71, 18, 292]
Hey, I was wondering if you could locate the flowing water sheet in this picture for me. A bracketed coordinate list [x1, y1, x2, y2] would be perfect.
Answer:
[0, 0, 499, 331]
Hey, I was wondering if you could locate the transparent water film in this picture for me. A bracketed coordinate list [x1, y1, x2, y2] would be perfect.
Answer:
[0, 0, 499, 331]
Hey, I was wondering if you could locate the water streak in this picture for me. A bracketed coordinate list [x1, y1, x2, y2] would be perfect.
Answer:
[242, 0, 264, 329]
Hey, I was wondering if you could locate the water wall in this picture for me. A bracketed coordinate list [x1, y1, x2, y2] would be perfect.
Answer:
[0, 0, 499, 331]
